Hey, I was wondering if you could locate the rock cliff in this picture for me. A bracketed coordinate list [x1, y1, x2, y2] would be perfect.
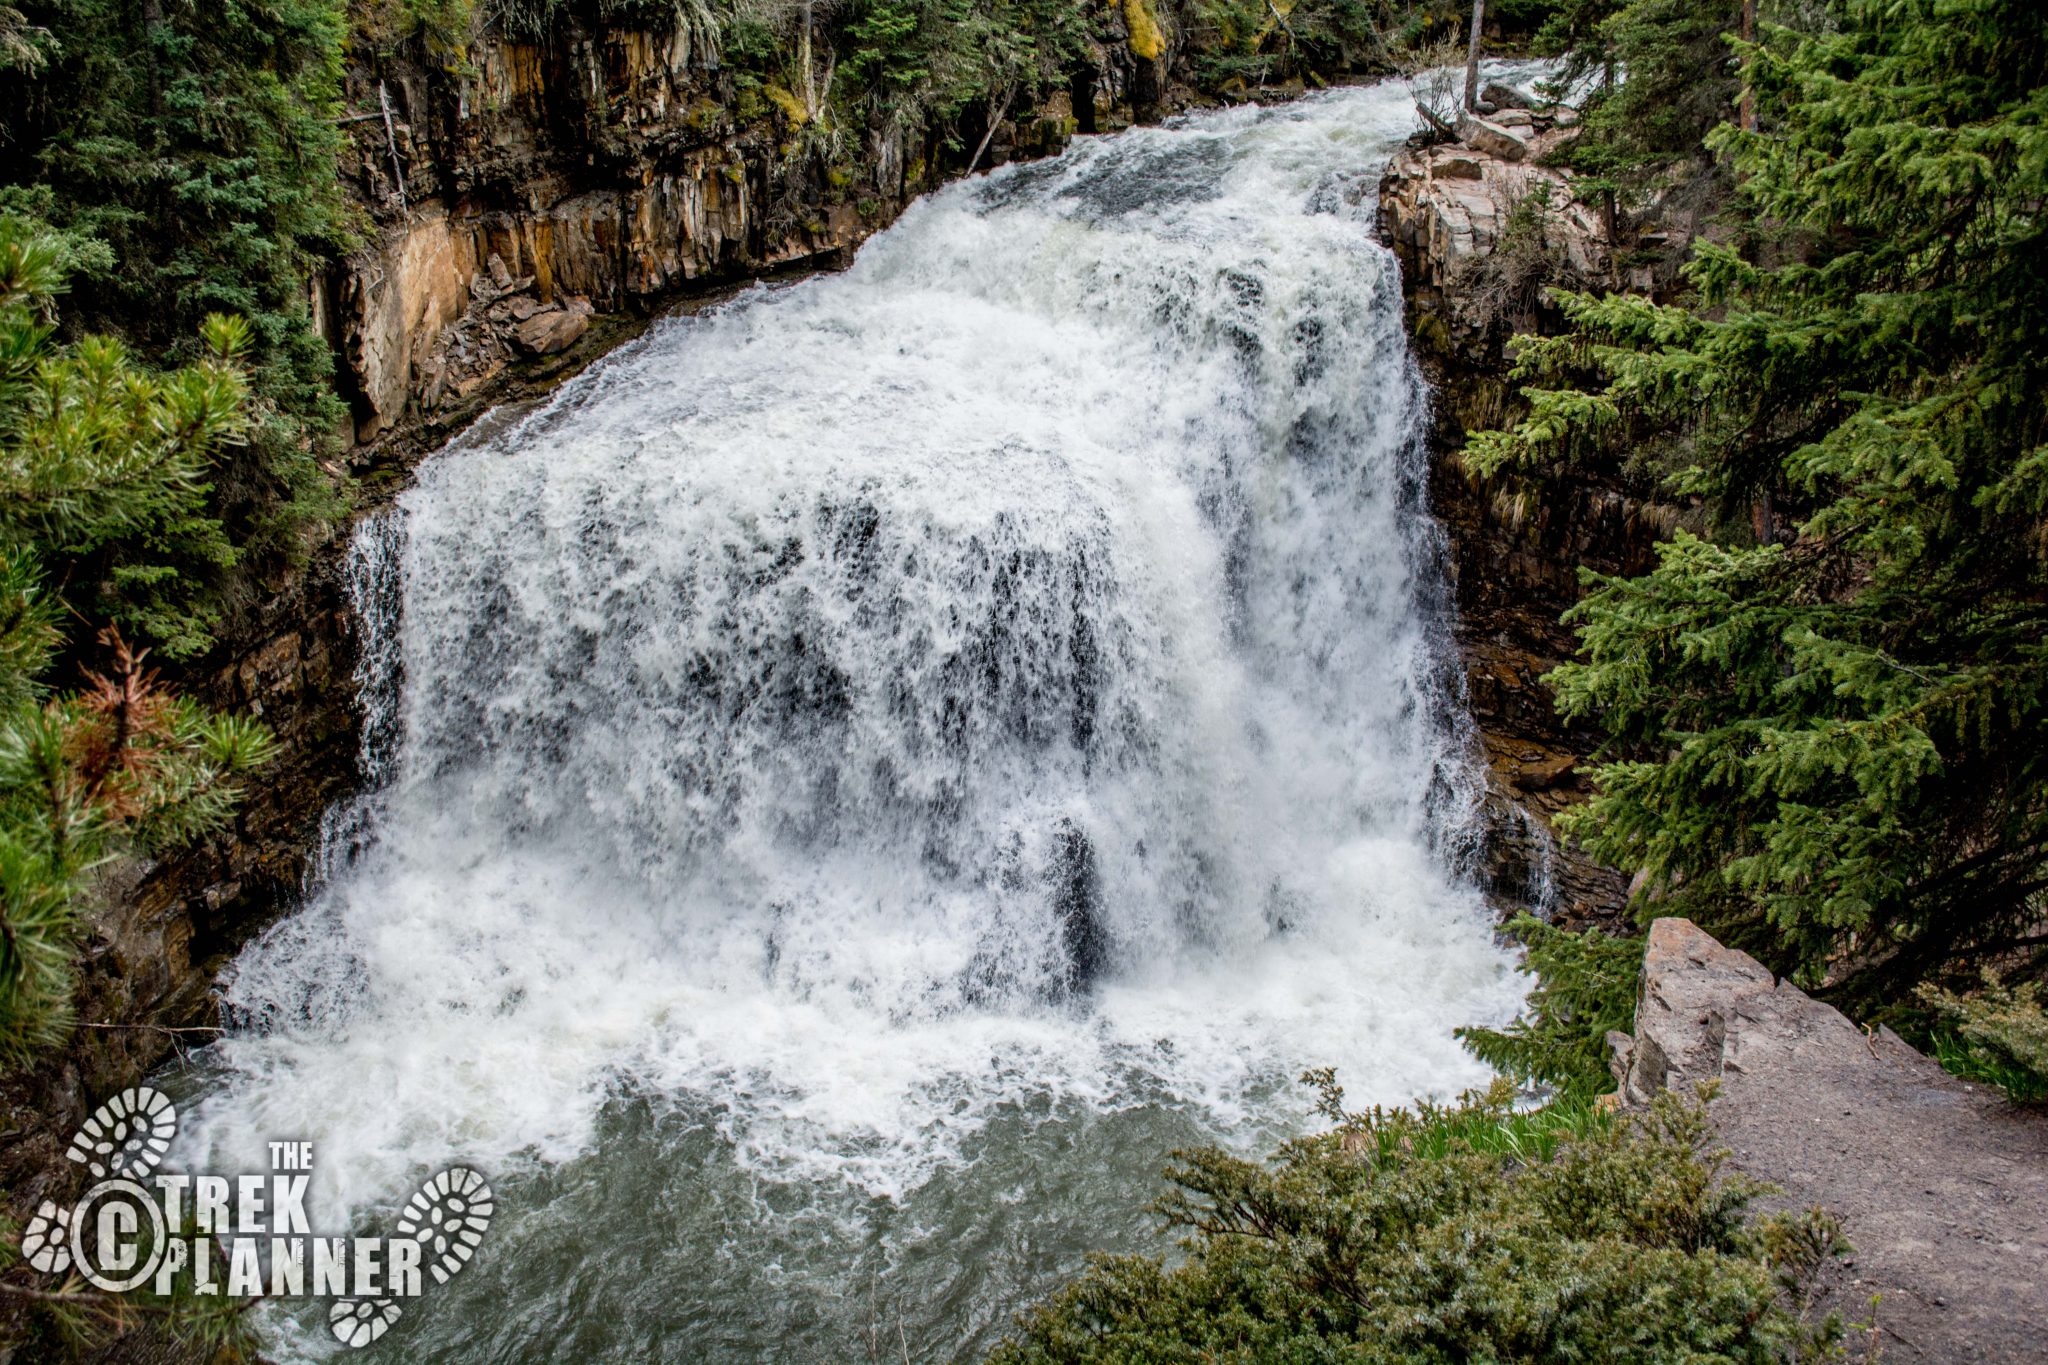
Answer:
[324, 24, 1102, 453]
[1378, 101, 1669, 928]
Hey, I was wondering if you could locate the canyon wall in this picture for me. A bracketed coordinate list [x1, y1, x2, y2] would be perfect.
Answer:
[325, 20, 1107, 457]
[1379, 109, 1672, 927]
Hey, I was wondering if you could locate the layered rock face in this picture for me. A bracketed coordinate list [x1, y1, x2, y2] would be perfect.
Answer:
[1379, 103, 1665, 928]
[324, 25, 1107, 448]
[1380, 118, 1606, 357]
[1615, 919, 2048, 1364]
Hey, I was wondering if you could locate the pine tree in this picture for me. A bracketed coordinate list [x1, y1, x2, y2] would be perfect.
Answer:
[1467, 0, 2048, 1002]
[1538, 0, 1743, 215]
[0, 221, 273, 1066]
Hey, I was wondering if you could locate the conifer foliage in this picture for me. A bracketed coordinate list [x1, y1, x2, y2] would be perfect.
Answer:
[1457, 912, 1644, 1097]
[1467, 0, 2048, 1001]
[0, 221, 273, 1066]
[990, 1088, 1841, 1364]
[1, 0, 352, 646]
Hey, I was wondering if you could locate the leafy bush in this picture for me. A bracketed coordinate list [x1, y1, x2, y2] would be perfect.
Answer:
[989, 1084, 1841, 1364]
[1187, 0, 1398, 92]
[356, 0, 481, 57]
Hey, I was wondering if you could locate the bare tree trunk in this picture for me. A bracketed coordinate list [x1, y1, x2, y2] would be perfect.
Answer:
[800, 0, 817, 119]
[141, 0, 163, 116]
[1463, 0, 1486, 111]
[379, 81, 409, 210]
[1739, 0, 1757, 132]
[966, 85, 1016, 175]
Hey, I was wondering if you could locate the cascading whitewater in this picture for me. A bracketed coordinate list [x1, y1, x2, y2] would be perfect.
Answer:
[174, 78, 1526, 1361]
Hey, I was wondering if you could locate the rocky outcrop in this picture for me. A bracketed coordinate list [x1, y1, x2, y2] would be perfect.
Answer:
[1380, 118, 1607, 363]
[1613, 918, 2048, 1364]
[1453, 110, 1532, 162]
[1380, 106, 1645, 928]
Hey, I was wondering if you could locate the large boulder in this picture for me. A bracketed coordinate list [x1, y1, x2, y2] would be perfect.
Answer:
[1611, 916, 1777, 1104]
[1611, 918, 2048, 1364]
[511, 297, 593, 355]
[1481, 80, 1537, 111]
[1455, 111, 1532, 163]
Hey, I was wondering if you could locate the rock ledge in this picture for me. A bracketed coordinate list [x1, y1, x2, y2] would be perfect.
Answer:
[1615, 918, 2048, 1363]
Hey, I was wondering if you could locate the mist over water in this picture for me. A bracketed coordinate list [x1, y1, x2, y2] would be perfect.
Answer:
[170, 77, 1525, 1361]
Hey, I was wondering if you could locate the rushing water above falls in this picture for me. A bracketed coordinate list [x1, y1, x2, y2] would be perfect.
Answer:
[170, 77, 1527, 1361]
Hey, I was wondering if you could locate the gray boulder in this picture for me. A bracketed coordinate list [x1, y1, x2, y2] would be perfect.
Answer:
[1455, 111, 1532, 163]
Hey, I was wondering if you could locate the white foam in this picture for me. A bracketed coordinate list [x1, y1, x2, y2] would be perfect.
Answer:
[176, 78, 1524, 1240]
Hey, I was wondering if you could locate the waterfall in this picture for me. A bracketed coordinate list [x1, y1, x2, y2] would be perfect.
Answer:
[175, 81, 1524, 1362]
[302, 508, 405, 892]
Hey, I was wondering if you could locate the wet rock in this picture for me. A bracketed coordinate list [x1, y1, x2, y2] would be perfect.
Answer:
[1050, 820, 1107, 995]
[1381, 122, 1659, 935]
[1481, 81, 1537, 111]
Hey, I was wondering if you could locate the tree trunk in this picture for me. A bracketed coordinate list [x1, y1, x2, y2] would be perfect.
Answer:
[1751, 486, 1775, 547]
[141, 0, 163, 117]
[1464, 0, 1486, 110]
[800, 0, 816, 119]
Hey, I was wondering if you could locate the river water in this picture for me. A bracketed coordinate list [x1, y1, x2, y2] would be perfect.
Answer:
[167, 73, 1526, 1361]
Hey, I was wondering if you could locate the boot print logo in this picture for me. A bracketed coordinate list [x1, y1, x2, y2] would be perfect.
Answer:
[15, 1087, 493, 1349]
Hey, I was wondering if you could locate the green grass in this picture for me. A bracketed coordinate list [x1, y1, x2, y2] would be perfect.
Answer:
[1931, 1031, 2048, 1105]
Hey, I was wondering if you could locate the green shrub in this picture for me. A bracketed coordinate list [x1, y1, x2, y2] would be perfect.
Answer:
[989, 1084, 1841, 1364]
[1457, 912, 1644, 1098]
[1920, 975, 2048, 1105]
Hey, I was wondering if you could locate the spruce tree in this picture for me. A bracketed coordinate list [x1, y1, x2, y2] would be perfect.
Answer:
[1468, 0, 2048, 1002]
